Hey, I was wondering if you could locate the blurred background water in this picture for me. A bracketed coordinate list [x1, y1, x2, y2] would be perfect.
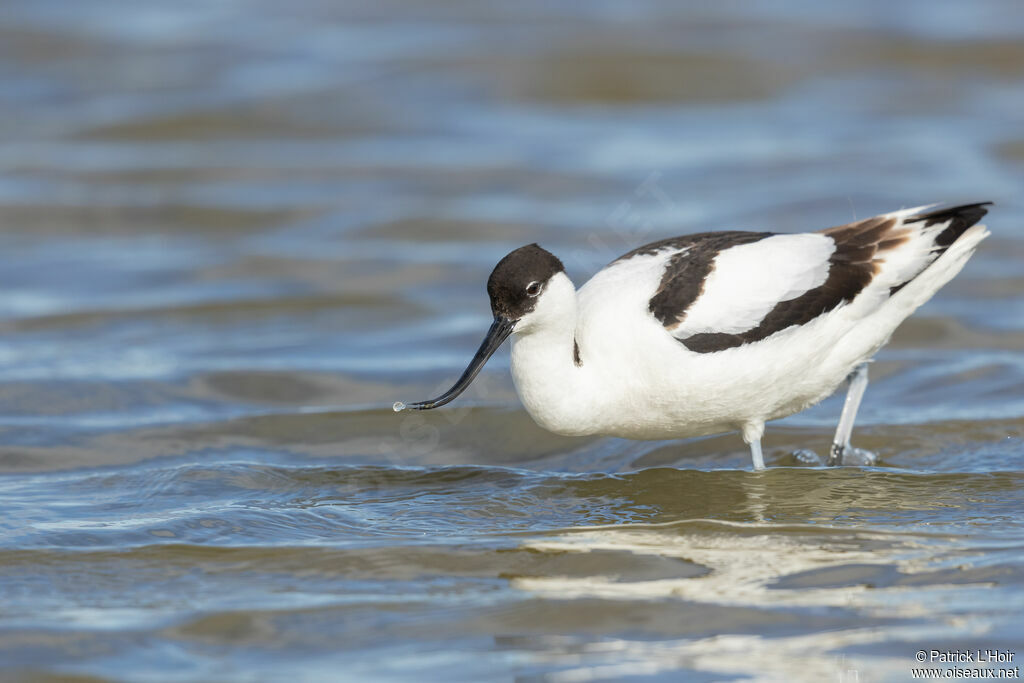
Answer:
[1, 1, 1023, 680]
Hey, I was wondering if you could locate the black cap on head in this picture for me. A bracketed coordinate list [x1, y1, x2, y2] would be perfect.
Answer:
[398, 244, 564, 413]
[486, 244, 565, 320]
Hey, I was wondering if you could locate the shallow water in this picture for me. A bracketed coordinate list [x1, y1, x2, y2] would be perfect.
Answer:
[1, 1, 1024, 681]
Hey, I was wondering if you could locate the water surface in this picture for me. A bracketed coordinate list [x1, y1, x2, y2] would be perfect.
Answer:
[1, 1, 1024, 680]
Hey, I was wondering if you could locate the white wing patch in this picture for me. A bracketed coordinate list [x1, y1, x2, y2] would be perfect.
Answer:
[670, 233, 835, 338]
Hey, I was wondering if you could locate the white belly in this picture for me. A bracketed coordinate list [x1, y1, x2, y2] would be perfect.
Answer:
[512, 302, 888, 441]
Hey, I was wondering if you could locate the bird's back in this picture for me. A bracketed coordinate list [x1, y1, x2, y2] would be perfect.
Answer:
[570, 203, 989, 439]
[581, 202, 989, 354]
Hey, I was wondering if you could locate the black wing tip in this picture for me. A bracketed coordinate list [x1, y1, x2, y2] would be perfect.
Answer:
[908, 202, 992, 249]
[908, 201, 992, 225]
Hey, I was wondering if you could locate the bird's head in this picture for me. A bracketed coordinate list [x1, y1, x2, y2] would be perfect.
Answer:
[396, 243, 569, 411]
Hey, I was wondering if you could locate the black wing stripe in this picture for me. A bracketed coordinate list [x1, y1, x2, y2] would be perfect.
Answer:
[680, 258, 875, 353]
[679, 218, 898, 354]
[643, 231, 773, 329]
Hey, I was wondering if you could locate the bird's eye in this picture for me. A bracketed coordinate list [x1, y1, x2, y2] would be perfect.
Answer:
[526, 281, 542, 297]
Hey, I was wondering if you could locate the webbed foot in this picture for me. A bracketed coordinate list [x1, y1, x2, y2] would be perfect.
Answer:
[791, 448, 825, 466]
[827, 443, 878, 467]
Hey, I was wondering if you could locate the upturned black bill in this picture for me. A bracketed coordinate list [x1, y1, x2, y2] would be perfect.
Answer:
[405, 316, 516, 410]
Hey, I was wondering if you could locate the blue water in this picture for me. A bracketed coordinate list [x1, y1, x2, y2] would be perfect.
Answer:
[1, 1, 1023, 680]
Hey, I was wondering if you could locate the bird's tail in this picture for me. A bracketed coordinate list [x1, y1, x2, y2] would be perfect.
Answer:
[883, 202, 990, 301]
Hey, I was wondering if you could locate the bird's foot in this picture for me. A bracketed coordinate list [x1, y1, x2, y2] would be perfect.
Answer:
[791, 448, 824, 466]
[790, 445, 878, 467]
[827, 443, 878, 467]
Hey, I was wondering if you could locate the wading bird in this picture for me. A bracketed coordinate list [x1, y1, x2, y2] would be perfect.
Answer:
[396, 203, 990, 470]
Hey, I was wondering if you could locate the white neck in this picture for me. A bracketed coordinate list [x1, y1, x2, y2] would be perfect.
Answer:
[508, 273, 593, 435]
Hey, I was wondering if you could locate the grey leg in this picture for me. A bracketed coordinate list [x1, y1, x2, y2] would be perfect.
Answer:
[749, 439, 765, 471]
[827, 362, 876, 466]
[741, 421, 767, 471]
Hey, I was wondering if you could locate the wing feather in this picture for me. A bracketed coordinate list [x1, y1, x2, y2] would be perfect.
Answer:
[646, 203, 989, 354]
[669, 234, 835, 337]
